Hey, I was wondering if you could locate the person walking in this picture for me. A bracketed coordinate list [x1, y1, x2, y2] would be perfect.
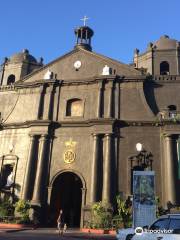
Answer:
[57, 209, 64, 236]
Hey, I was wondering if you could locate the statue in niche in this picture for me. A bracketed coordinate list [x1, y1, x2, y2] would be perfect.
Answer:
[0, 171, 14, 202]
[102, 65, 112, 75]
[43, 69, 53, 80]
[5, 171, 14, 188]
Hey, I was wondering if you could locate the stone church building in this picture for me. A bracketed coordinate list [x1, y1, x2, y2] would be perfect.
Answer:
[0, 26, 180, 226]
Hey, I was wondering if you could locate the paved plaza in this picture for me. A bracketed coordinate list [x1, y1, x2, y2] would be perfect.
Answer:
[0, 228, 117, 240]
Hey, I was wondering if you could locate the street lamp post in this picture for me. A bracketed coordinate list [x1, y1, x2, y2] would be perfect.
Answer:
[130, 143, 153, 170]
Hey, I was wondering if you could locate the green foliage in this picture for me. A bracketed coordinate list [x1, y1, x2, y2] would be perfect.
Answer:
[0, 199, 14, 217]
[88, 197, 132, 230]
[172, 114, 180, 123]
[116, 195, 132, 228]
[111, 214, 123, 229]
[14, 199, 30, 214]
[14, 199, 31, 224]
[91, 201, 112, 229]
[155, 196, 167, 217]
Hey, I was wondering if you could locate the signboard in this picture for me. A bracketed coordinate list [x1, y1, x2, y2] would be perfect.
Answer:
[133, 171, 156, 228]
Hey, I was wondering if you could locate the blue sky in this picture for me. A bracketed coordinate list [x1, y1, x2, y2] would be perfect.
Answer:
[0, 0, 180, 64]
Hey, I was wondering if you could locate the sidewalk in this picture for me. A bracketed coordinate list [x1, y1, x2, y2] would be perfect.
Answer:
[0, 227, 33, 233]
[0, 226, 34, 233]
[0, 228, 117, 239]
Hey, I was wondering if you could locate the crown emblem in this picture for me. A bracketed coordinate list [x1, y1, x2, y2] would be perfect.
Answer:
[65, 138, 77, 148]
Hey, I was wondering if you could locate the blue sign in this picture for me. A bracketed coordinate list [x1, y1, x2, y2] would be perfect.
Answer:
[133, 171, 156, 228]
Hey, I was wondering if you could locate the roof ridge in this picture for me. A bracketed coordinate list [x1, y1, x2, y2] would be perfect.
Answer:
[78, 48, 141, 74]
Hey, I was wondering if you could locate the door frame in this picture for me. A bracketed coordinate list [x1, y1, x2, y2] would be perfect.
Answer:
[48, 169, 86, 227]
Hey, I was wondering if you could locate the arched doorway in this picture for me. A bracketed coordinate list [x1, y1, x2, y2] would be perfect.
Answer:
[160, 61, 170, 75]
[7, 74, 15, 85]
[50, 172, 83, 227]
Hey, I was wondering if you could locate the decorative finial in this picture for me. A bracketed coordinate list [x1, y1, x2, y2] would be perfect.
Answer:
[80, 15, 89, 26]
[23, 49, 29, 54]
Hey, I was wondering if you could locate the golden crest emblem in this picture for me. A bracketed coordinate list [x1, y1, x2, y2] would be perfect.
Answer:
[64, 138, 77, 164]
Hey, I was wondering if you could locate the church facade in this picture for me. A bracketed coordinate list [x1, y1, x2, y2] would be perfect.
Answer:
[0, 26, 180, 226]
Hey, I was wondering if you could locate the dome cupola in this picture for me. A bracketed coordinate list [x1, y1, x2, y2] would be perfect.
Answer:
[152, 35, 179, 50]
[74, 16, 94, 51]
[9, 49, 37, 64]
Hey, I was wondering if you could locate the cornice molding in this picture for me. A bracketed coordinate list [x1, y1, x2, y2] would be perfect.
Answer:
[0, 75, 150, 91]
[1, 120, 54, 130]
[0, 118, 118, 130]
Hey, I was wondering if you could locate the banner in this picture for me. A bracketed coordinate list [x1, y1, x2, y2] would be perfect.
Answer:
[133, 171, 156, 228]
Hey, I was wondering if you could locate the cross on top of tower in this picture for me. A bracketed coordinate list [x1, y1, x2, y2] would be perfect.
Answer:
[80, 15, 89, 26]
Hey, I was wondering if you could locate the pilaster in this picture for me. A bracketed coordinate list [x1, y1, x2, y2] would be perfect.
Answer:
[107, 81, 114, 118]
[96, 81, 104, 118]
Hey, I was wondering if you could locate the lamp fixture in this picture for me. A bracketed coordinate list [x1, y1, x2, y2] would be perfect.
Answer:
[136, 143, 143, 152]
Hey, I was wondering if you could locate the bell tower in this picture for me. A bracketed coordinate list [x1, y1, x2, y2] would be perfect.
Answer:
[0, 49, 43, 85]
[74, 16, 94, 51]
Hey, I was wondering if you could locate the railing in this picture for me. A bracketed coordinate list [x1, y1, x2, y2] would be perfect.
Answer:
[153, 75, 180, 81]
[0, 85, 16, 91]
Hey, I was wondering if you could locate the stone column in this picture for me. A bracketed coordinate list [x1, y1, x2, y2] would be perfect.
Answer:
[31, 134, 49, 206]
[108, 82, 113, 118]
[53, 81, 62, 121]
[22, 134, 36, 200]
[164, 135, 176, 204]
[97, 82, 103, 118]
[176, 48, 179, 75]
[47, 186, 52, 206]
[90, 134, 99, 203]
[102, 133, 112, 203]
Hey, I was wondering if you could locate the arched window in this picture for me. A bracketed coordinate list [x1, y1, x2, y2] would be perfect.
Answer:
[168, 105, 176, 111]
[160, 61, 170, 75]
[66, 98, 83, 117]
[7, 74, 15, 85]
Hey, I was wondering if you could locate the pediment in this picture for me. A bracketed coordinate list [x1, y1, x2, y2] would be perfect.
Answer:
[19, 48, 141, 83]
